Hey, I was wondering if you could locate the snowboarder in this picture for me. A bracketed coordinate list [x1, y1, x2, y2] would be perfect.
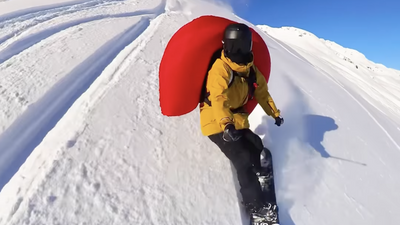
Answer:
[199, 23, 284, 216]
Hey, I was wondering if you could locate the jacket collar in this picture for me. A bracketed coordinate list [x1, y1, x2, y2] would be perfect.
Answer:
[221, 50, 254, 76]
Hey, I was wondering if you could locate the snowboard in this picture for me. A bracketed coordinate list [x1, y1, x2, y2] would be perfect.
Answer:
[249, 147, 280, 225]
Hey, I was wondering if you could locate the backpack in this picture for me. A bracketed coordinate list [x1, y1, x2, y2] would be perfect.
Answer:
[200, 49, 258, 106]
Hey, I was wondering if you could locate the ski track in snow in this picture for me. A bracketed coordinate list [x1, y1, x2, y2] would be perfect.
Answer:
[317, 67, 400, 151]
[0, 0, 166, 192]
[0, 0, 111, 23]
[0, 2, 164, 64]
[0, 0, 124, 46]
[265, 31, 400, 152]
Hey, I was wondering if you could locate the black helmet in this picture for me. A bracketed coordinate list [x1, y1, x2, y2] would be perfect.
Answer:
[223, 23, 253, 56]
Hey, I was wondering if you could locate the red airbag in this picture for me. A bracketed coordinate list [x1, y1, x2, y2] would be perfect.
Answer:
[159, 15, 271, 116]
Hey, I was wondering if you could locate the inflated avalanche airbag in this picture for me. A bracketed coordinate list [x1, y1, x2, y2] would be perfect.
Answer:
[159, 15, 271, 116]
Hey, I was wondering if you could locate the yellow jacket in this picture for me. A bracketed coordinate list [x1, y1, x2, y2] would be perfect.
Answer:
[200, 50, 280, 136]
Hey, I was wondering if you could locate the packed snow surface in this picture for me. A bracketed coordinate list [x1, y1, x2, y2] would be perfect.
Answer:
[0, 0, 400, 225]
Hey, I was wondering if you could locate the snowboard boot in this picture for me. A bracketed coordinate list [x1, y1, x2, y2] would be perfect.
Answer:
[251, 203, 279, 225]
[255, 167, 273, 193]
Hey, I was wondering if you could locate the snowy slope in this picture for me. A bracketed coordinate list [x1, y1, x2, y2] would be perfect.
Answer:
[1, 0, 400, 225]
[258, 25, 400, 124]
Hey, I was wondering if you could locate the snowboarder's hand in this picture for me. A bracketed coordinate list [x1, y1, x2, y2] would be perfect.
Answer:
[274, 116, 284, 126]
[223, 124, 242, 142]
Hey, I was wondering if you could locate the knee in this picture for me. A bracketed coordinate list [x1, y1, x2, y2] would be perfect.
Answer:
[234, 158, 258, 176]
[244, 130, 264, 151]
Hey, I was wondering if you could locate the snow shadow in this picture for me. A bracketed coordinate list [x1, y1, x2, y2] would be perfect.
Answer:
[302, 114, 366, 166]
[302, 114, 338, 158]
[0, 17, 153, 191]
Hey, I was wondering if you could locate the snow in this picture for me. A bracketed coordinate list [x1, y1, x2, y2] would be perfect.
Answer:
[0, 0, 400, 225]
[0, 0, 89, 16]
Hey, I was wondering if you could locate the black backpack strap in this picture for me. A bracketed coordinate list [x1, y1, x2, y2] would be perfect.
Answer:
[246, 66, 258, 100]
[203, 92, 212, 106]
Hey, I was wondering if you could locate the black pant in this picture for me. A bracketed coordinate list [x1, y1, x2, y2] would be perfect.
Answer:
[208, 129, 265, 207]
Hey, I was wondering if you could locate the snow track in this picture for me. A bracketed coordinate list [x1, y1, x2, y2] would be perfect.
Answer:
[0, 0, 166, 193]
[0, 0, 165, 63]
[0, 0, 125, 46]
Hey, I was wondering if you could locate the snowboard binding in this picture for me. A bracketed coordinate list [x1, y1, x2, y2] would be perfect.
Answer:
[250, 203, 279, 225]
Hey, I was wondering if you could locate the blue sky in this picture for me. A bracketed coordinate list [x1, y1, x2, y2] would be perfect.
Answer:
[229, 0, 400, 70]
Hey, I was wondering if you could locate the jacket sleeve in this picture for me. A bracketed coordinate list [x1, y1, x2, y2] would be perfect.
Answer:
[207, 61, 234, 130]
[253, 66, 281, 118]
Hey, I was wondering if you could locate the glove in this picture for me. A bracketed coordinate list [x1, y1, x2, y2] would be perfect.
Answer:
[222, 124, 242, 142]
[274, 116, 284, 126]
